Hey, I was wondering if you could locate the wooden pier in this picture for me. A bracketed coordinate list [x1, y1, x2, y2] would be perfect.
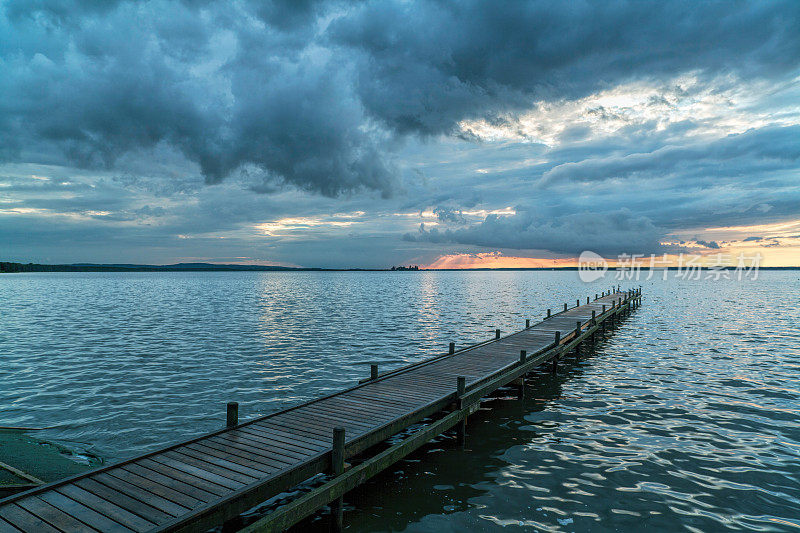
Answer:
[0, 289, 642, 532]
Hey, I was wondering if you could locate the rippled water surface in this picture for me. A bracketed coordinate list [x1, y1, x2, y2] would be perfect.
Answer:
[1, 271, 799, 531]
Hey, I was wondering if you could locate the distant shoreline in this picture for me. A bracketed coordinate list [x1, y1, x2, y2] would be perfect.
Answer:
[2, 262, 799, 273]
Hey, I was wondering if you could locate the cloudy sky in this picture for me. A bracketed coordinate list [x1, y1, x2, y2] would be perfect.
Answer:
[1, 0, 799, 268]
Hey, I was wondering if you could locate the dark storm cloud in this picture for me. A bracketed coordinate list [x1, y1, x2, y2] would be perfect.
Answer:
[2, 0, 799, 199]
[331, 1, 800, 135]
[0, 0, 395, 197]
[405, 208, 664, 256]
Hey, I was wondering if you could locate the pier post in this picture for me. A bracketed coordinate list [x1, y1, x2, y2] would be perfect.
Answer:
[518, 350, 526, 399]
[226, 402, 238, 428]
[576, 299, 580, 308]
[587, 296, 590, 304]
[495, 329, 501, 339]
[331, 427, 346, 532]
[370, 364, 379, 380]
[526, 319, 530, 328]
[519, 350, 526, 365]
[456, 376, 467, 445]
[591, 310, 596, 342]
[449, 342, 455, 355]
[575, 321, 582, 355]
[595, 293, 598, 300]
[564, 303, 568, 311]
[547, 309, 551, 318]
[552, 332, 560, 373]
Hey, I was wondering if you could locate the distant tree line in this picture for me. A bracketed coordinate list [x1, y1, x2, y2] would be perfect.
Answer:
[391, 265, 420, 271]
[0, 262, 377, 273]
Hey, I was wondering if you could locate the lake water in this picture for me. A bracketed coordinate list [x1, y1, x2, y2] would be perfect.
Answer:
[1, 270, 798, 531]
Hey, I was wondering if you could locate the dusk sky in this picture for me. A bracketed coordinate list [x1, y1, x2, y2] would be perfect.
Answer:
[1, 0, 799, 268]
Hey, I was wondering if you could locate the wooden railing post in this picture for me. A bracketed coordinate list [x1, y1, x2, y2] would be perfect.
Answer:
[552, 331, 560, 373]
[526, 319, 530, 328]
[563, 303, 568, 311]
[370, 364, 379, 380]
[456, 377, 466, 445]
[547, 309, 551, 318]
[449, 342, 455, 355]
[226, 402, 238, 428]
[495, 329, 501, 339]
[331, 427, 345, 532]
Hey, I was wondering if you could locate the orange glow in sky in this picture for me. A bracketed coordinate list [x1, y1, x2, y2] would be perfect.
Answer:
[425, 245, 800, 269]
[426, 252, 576, 269]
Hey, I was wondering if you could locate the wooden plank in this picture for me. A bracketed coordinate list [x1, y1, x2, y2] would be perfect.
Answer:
[15, 497, 96, 533]
[372, 375, 451, 391]
[249, 422, 330, 448]
[0, 504, 61, 533]
[276, 413, 372, 438]
[197, 439, 294, 471]
[92, 472, 191, 517]
[186, 442, 280, 474]
[136, 459, 230, 498]
[177, 446, 274, 479]
[239, 425, 327, 452]
[365, 382, 446, 399]
[296, 398, 389, 417]
[38, 490, 135, 533]
[275, 410, 373, 433]
[146, 456, 244, 491]
[231, 428, 321, 458]
[0, 462, 43, 485]
[163, 451, 260, 485]
[226, 428, 316, 458]
[342, 392, 420, 411]
[0, 517, 21, 533]
[121, 464, 218, 504]
[75, 477, 174, 525]
[297, 401, 392, 424]
[204, 435, 299, 466]
[55, 484, 155, 533]
[254, 417, 333, 440]
[318, 396, 408, 417]
[104, 468, 204, 511]
[213, 434, 308, 464]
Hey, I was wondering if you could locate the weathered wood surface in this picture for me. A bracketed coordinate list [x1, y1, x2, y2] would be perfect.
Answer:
[0, 290, 640, 532]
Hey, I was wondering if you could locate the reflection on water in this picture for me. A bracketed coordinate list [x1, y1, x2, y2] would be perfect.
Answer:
[1, 271, 799, 531]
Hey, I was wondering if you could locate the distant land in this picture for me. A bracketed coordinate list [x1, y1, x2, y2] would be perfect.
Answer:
[0, 262, 368, 272]
[1, 262, 799, 273]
